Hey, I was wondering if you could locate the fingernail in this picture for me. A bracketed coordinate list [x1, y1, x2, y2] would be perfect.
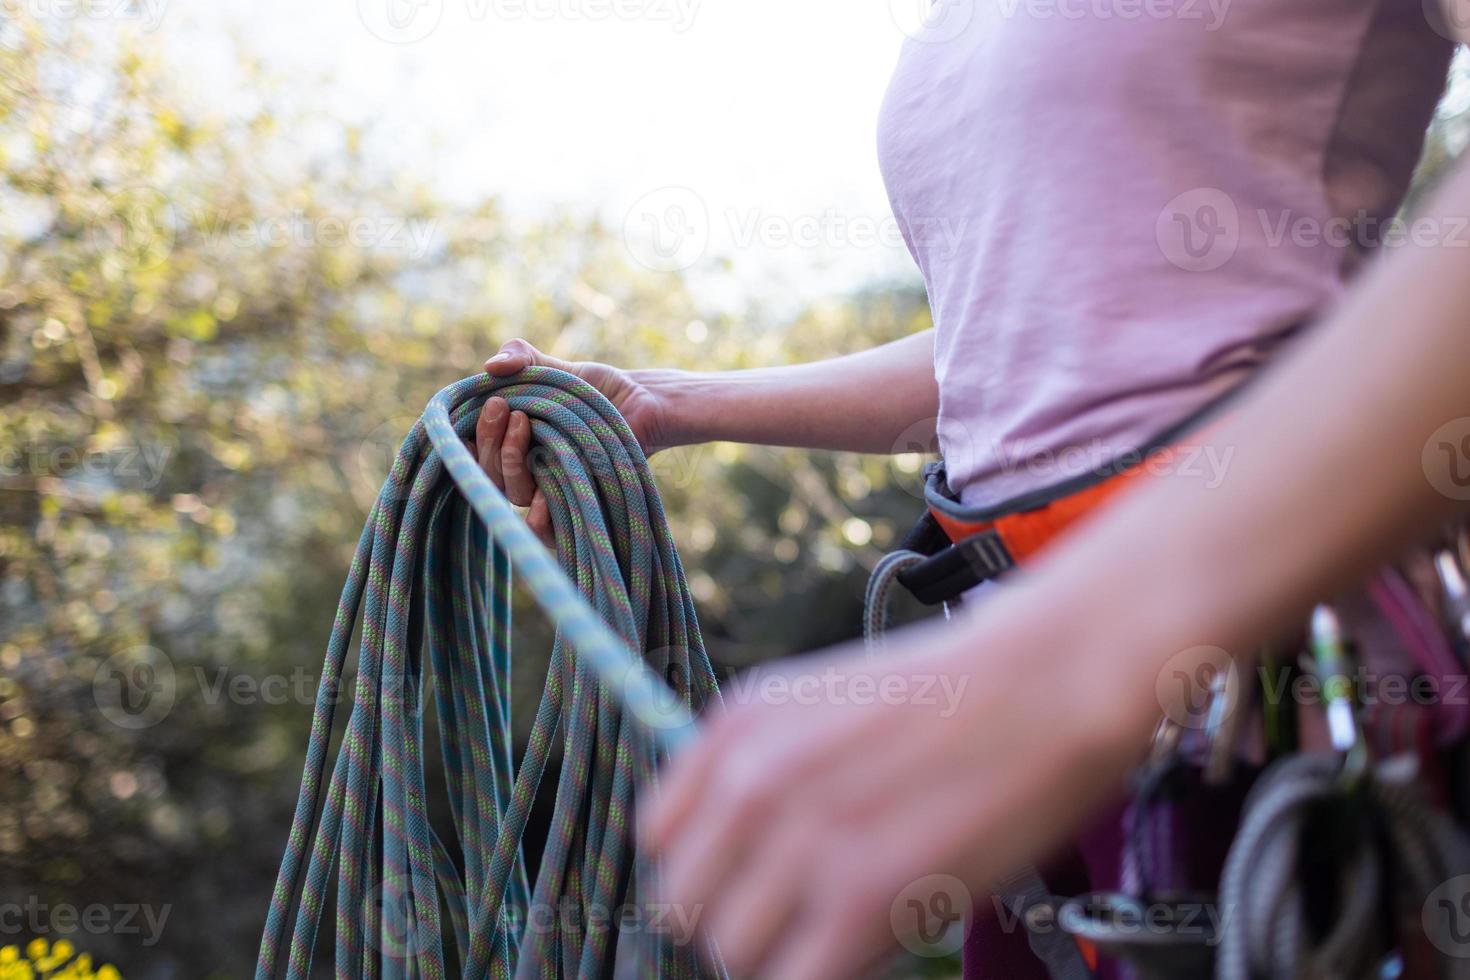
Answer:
[485, 352, 512, 367]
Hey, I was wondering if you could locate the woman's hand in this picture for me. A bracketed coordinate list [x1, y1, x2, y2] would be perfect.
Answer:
[640, 603, 1158, 979]
[475, 338, 674, 544]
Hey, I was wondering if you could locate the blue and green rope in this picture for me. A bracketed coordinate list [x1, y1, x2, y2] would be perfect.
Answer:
[256, 367, 724, 979]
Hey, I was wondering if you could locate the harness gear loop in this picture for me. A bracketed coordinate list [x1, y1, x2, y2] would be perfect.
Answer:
[257, 368, 725, 979]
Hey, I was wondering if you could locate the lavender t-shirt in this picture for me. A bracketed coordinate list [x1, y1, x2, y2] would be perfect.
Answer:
[877, 0, 1455, 506]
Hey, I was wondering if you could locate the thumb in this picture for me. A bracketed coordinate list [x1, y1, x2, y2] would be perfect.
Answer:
[483, 338, 578, 378]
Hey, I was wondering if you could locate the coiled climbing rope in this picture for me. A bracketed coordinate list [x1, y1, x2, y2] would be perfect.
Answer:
[255, 367, 725, 979]
[1215, 752, 1470, 980]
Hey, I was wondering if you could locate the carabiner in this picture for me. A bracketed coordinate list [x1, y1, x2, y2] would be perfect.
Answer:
[1434, 547, 1470, 667]
[1310, 603, 1369, 790]
[1057, 892, 1218, 980]
[1202, 655, 1243, 786]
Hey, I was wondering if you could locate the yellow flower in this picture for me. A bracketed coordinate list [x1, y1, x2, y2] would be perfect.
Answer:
[0, 940, 119, 980]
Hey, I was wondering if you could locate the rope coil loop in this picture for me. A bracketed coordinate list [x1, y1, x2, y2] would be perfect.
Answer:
[1215, 752, 1470, 980]
[256, 367, 725, 979]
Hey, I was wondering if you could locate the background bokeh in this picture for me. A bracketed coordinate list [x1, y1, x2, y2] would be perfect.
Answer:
[0, 12, 942, 977]
[3, 9, 1470, 979]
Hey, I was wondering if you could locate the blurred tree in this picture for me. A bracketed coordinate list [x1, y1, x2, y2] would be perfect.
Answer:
[8, 13, 1458, 979]
[0, 12, 935, 976]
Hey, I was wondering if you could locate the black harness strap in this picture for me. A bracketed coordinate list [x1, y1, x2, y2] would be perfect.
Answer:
[894, 512, 1014, 605]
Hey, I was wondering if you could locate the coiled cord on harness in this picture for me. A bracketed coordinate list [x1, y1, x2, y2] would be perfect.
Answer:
[1215, 752, 1470, 980]
[255, 367, 725, 979]
[863, 550, 927, 656]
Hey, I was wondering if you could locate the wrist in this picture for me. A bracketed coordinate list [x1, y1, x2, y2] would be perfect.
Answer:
[628, 368, 718, 449]
[951, 576, 1163, 766]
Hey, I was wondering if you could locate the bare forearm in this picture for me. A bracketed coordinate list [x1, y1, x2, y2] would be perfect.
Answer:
[633, 329, 938, 453]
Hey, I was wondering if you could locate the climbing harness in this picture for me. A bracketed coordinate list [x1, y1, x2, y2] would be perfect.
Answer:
[256, 368, 724, 979]
[867, 401, 1470, 980]
[873, 393, 1231, 615]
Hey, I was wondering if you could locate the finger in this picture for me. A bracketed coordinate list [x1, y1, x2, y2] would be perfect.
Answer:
[761, 921, 866, 980]
[761, 881, 883, 980]
[646, 675, 880, 854]
[659, 716, 837, 916]
[501, 411, 536, 506]
[640, 705, 751, 850]
[484, 337, 576, 376]
[702, 818, 813, 976]
[527, 489, 553, 546]
[476, 397, 510, 488]
[658, 749, 772, 913]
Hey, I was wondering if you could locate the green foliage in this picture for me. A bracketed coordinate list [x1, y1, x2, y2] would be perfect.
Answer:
[0, 14, 933, 975]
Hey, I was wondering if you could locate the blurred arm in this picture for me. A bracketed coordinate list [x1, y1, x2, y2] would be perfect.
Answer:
[994, 157, 1470, 747]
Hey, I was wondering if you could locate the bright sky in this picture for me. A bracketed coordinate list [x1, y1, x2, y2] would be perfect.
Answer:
[153, 0, 932, 303]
